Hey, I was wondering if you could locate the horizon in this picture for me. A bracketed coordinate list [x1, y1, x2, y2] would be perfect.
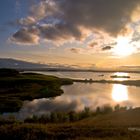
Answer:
[1, 57, 140, 71]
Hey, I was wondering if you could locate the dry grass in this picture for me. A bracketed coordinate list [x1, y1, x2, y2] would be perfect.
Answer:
[1, 108, 140, 139]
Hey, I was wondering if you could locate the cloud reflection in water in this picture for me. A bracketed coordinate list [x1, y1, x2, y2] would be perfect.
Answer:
[16, 83, 140, 119]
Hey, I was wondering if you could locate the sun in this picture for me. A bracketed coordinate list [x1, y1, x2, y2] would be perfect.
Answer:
[113, 36, 135, 57]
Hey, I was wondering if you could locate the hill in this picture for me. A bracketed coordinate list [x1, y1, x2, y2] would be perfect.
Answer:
[0, 58, 49, 69]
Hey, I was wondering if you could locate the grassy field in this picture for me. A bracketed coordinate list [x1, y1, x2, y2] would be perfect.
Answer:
[1, 108, 140, 140]
[0, 69, 73, 112]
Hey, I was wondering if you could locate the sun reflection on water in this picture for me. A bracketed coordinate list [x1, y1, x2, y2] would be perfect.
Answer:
[114, 72, 128, 77]
[112, 84, 128, 102]
[112, 72, 130, 81]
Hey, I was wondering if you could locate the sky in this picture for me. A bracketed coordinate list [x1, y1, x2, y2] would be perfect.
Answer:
[0, 0, 140, 68]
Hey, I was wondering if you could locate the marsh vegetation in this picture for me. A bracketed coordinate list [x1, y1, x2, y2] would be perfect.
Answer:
[0, 69, 73, 112]
[0, 106, 140, 140]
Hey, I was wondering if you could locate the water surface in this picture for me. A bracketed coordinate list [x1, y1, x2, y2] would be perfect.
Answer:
[4, 71, 140, 119]
[26, 71, 140, 81]
[15, 82, 140, 119]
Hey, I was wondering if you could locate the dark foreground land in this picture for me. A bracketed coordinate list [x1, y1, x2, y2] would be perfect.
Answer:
[1, 107, 140, 140]
[1, 68, 140, 139]
[0, 68, 73, 112]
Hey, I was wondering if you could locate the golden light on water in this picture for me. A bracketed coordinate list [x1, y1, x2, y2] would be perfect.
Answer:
[112, 72, 129, 81]
[114, 72, 128, 77]
[112, 84, 128, 102]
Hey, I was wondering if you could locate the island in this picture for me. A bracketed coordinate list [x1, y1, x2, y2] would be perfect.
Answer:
[110, 75, 130, 78]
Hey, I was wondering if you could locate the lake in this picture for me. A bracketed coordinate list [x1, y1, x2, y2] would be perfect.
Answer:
[6, 71, 140, 119]
[25, 71, 140, 81]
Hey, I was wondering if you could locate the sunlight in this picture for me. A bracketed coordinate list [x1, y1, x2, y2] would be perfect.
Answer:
[114, 72, 128, 77]
[113, 36, 135, 57]
[112, 72, 130, 81]
[112, 84, 128, 102]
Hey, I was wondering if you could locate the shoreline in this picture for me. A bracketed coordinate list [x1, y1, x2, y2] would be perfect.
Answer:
[0, 69, 73, 113]
[20, 68, 140, 74]
[72, 79, 140, 87]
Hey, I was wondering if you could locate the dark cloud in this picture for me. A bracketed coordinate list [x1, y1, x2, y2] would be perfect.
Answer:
[102, 46, 113, 51]
[39, 23, 81, 41]
[11, 0, 140, 45]
[131, 31, 140, 43]
[10, 27, 39, 45]
[57, 0, 140, 36]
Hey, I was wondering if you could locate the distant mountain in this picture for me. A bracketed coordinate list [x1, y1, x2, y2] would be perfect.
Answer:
[0, 58, 78, 70]
[0, 58, 49, 69]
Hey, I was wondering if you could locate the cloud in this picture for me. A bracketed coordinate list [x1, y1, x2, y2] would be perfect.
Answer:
[102, 46, 113, 51]
[19, 16, 36, 26]
[10, 27, 39, 45]
[39, 23, 81, 41]
[30, 0, 60, 21]
[16, 97, 81, 119]
[11, 0, 140, 45]
[57, 0, 140, 35]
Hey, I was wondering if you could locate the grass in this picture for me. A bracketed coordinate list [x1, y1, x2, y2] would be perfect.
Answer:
[1, 108, 140, 139]
[0, 69, 73, 113]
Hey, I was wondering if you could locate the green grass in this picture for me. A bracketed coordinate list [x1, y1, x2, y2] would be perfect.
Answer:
[0, 69, 73, 113]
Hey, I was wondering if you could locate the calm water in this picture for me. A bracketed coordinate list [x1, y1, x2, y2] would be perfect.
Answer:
[26, 71, 140, 81]
[5, 72, 140, 119]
